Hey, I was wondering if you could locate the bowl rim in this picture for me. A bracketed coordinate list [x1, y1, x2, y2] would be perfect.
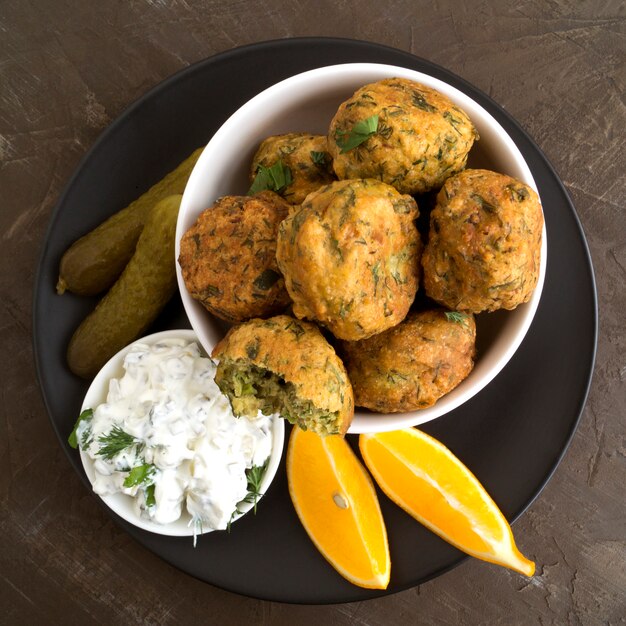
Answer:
[175, 62, 547, 434]
[78, 328, 285, 537]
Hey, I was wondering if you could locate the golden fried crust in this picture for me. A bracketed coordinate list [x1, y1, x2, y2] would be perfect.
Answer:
[212, 315, 354, 434]
[251, 133, 336, 205]
[422, 169, 544, 313]
[328, 78, 478, 194]
[276, 179, 422, 341]
[340, 309, 476, 413]
[178, 191, 291, 322]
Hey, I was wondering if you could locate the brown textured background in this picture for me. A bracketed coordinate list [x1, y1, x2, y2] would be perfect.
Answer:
[1, 0, 624, 623]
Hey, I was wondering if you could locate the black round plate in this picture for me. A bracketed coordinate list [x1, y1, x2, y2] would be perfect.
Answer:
[33, 38, 597, 604]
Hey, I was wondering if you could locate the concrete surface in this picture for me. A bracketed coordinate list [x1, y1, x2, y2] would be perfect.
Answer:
[1, 0, 624, 623]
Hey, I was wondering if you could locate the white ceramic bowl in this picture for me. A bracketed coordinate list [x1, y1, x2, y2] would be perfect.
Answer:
[79, 329, 285, 536]
[175, 63, 547, 434]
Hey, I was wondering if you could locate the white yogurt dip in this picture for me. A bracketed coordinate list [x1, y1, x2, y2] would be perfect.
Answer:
[74, 338, 273, 532]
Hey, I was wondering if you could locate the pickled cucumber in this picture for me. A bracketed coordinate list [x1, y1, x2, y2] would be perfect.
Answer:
[67, 195, 182, 378]
[57, 147, 202, 296]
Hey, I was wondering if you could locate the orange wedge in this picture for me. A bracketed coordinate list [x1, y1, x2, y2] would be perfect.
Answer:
[287, 427, 390, 589]
[359, 428, 535, 577]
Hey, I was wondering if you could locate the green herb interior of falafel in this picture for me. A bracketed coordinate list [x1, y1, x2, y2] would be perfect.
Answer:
[215, 360, 340, 436]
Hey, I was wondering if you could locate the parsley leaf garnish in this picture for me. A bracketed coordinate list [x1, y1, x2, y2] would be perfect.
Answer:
[335, 114, 379, 153]
[226, 458, 269, 532]
[248, 160, 293, 195]
[242, 460, 268, 515]
[144, 484, 156, 508]
[68, 408, 93, 449]
[123, 463, 156, 488]
[310, 150, 329, 166]
[124, 463, 157, 510]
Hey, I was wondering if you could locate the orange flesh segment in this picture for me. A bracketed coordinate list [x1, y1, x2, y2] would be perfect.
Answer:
[287, 428, 390, 589]
[360, 428, 535, 577]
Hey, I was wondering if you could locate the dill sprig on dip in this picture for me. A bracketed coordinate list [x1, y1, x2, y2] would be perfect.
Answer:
[97, 425, 143, 460]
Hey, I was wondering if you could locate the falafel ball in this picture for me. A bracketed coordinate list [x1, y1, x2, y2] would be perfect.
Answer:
[328, 78, 478, 194]
[178, 191, 291, 323]
[340, 309, 476, 413]
[276, 178, 421, 341]
[422, 169, 544, 313]
[250, 133, 336, 205]
[212, 315, 354, 435]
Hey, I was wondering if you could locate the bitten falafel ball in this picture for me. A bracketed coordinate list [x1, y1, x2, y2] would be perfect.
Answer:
[328, 78, 478, 194]
[212, 315, 354, 436]
[179, 191, 291, 323]
[250, 133, 336, 205]
[340, 309, 476, 413]
[276, 178, 421, 341]
[422, 169, 544, 313]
